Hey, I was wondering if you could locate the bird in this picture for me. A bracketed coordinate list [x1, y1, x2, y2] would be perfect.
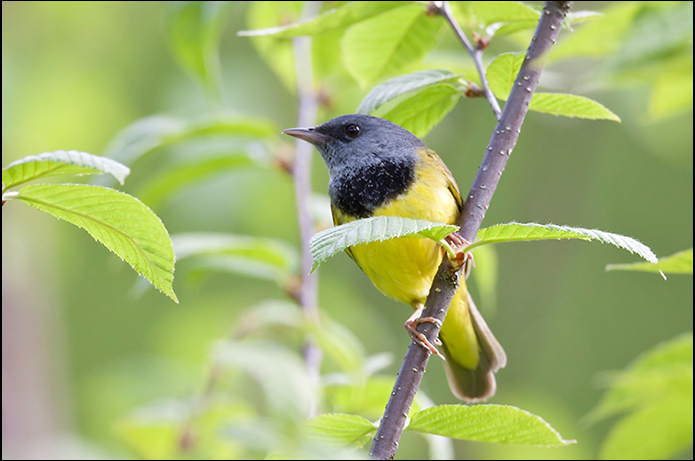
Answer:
[283, 114, 505, 402]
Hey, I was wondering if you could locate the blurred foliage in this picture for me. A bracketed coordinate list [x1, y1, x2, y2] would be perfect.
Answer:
[2, 1, 692, 460]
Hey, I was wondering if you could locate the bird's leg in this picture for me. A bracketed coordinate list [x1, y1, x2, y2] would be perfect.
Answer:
[405, 303, 445, 360]
[445, 232, 475, 279]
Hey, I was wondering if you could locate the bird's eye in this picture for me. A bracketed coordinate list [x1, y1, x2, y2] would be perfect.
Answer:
[345, 124, 360, 138]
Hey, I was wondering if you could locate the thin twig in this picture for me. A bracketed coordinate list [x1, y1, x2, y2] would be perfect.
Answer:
[432, 1, 502, 119]
[369, 2, 574, 459]
[291, 0, 322, 417]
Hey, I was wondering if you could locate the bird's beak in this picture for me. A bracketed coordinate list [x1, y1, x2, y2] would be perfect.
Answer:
[282, 127, 329, 146]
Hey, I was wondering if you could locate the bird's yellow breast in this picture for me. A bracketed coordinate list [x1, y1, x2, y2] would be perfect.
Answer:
[332, 149, 460, 306]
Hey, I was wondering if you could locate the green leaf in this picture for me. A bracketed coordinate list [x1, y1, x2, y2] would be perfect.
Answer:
[116, 397, 252, 459]
[243, 1, 303, 91]
[407, 404, 575, 446]
[588, 334, 693, 460]
[104, 115, 277, 166]
[550, 2, 640, 61]
[138, 153, 265, 208]
[11, 184, 177, 301]
[599, 395, 693, 460]
[487, 54, 620, 121]
[358, 69, 465, 115]
[309, 216, 459, 273]
[356, 69, 466, 137]
[606, 248, 693, 275]
[341, 5, 445, 86]
[166, 1, 231, 96]
[587, 333, 693, 423]
[214, 340, 315, 418]
[472, 1, 540, 35]
[309, 314, 366, 375]
[375, 84, 463, 138]
[304, 413, 376, 445]
[238, 1, 409, 38]
[172, 232, 298, 283]
[2, 150, 130, 191]
[473, 222, 658, 264]
[486, 52, 526, 97]
[529, 93, 621, 121]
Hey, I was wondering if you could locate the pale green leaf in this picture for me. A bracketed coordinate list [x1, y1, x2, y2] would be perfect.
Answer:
[487, 54, 619, 121]
[309, 315, 366, 374]
[243, 1, 302, 91]
[172, 233, 298, 283]
[238, 1, 409, 38]
[529, 93, 621, 121]
[166, 1, 230, 95]
[12, 184, 177, 301]
[356, 70, 465, 137]
[599, 395, 693, 460]
[550, 2, 640, 61]
[378, 84, 462, 138]
[486, 52, 526, 97]
[115, 397, 252, 459]
[357, 69, 465, 115]
[304, 413, 376, 445]
[588, 334, 693, 460]
[607, 248, 692, 275]
[138, 153, 265, 207]
[473, 222, 658, 264]
[2, 150, 130, 190]
[341, 5, 445, 86]
[214, 340, 315, 417]
[587, 333, 693, 423]
[472, 1, 540, 33]
[104, 115, 276, 166]
[407, 404, 575, 446]
[309, 216, 459, 273]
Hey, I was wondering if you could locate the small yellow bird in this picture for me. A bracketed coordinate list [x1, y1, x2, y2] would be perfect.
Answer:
[284, 114, 506, 401]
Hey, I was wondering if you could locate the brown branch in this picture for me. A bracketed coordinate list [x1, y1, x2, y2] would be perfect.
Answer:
[291, 0, 322, 417]
[369, 2, 574, 459]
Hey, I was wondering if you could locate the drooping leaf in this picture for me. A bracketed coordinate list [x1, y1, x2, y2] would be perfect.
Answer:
[12, 184, 177, 301]
[172, 232, 298, 283]
[606, 248, 692, 275]
[407, 404, 575, 446]
[166, 1, 231, 96]
[472, 222, 658, 264]
[104, 115, 276, 166]
[238, 1, 409, 38]
[138, 153, 266, 207]
[2, 150, 130, 191]
[309, 216, 459, 273]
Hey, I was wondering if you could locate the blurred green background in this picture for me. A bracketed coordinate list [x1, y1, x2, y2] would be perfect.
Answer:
[2, 1, 692, 459]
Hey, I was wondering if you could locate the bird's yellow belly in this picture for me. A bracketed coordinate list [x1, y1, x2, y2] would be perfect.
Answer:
[337, 163, 460, 305]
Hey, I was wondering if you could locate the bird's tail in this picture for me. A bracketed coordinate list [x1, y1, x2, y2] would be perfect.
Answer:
[439, 281, 506, 402]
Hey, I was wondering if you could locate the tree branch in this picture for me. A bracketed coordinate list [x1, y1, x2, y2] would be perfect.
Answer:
[369, 2, 574, 459]
[291, 0, 322, 417]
